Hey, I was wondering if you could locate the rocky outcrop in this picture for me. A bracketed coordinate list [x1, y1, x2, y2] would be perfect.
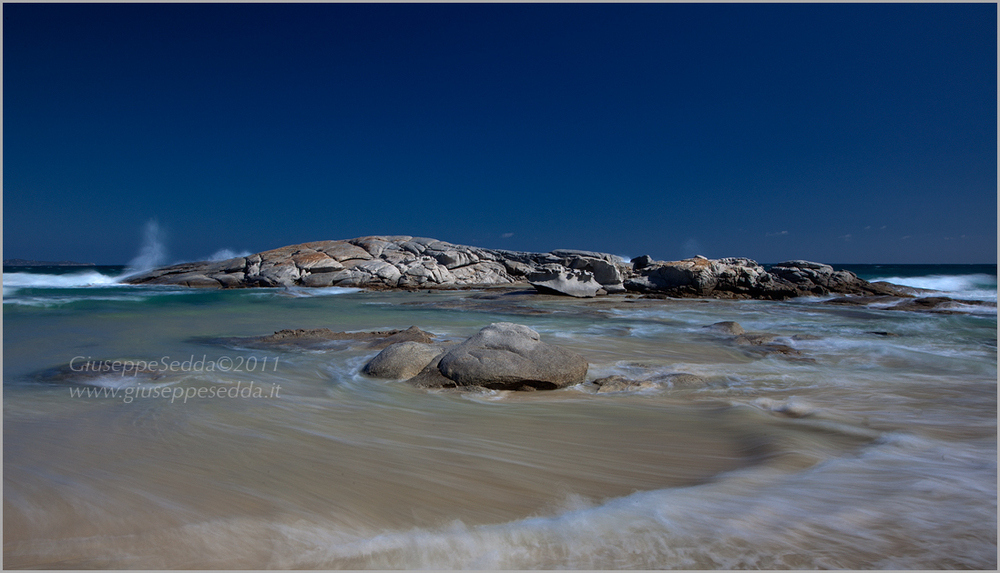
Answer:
[125, 236, 632, 293]
[624, 256, 914, 300]
[125, 235, 915, 301]
[768, 260, 901, 297]
[824, 294, 996, 314]
[624, 256, 795, 299]
[705, 321, 746, 335]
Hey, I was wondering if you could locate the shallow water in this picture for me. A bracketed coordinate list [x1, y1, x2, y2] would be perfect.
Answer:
[3, 274, 997, 569]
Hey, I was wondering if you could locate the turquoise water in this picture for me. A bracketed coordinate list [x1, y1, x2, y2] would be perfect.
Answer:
[3, 266, 996, 568]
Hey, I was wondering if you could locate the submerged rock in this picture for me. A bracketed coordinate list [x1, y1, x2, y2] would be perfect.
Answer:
[705, 321, 746, 335]
[209, 326, 436, 350]
[593, 375, 658, 393]
[593, 372, 707, 393]
[32, 359, 167, 385]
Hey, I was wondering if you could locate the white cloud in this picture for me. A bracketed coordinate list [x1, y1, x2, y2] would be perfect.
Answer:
[765, 230, 789, 237]
[500, 232, 514, 239]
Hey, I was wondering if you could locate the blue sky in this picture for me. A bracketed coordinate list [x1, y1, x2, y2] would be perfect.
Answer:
[4, 3, 996, 265]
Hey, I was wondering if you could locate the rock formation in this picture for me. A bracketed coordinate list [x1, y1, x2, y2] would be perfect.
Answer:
[125, 235, 915, 301]
[363, 322, 589, 391]
[125, 236, 620, 291]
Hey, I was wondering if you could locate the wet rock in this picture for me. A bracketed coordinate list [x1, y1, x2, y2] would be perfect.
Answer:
[752, 397, 817, 418]
[363, 342, 447, 379]
[891, 296, 966, 313]
[706, 321, 746, 335]
[435, 323, 588, 390]
[593, 375, 658, 393]
[32, 359, 167, 385]
[728, 332, 803, 358]
[791, 334, 822, 341]
[654, 373, 707, 389]
[732, 333, 780, 346]
[593, 372, 707, 393]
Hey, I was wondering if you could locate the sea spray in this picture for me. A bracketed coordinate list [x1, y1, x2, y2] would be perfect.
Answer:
[206, 248, 252, 262]
[126, 218, 168, 274]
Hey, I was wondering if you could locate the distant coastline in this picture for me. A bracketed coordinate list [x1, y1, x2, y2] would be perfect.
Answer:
[3, 259, 96, 267]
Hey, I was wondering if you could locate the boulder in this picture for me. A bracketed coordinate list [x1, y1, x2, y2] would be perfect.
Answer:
[363, 342, 446, 379]
[435, 323, 588, 390]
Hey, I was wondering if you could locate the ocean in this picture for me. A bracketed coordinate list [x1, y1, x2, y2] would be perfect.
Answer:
[3, 263, 996, 568]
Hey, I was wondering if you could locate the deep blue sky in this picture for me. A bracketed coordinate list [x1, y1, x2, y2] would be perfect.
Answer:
[4, 3, 996, 265]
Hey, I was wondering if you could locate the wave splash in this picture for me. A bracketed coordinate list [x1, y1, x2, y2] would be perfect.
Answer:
[125, 219, 168, 274]
[873, 273, 997, 302]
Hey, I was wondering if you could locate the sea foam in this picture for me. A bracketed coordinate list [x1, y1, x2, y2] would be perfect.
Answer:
[873, 273, 997, 302]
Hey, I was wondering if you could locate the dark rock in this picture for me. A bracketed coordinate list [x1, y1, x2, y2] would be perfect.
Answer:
[630, 255, 654, 269]
[32, 359, 166, 385]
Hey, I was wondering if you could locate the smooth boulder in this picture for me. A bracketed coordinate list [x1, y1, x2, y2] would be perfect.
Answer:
[363, 342, 445, 379]
[436, 323, 588, 390]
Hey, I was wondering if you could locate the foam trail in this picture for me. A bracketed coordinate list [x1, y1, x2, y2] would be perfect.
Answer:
[3, 271, 122, 289]
[125, 219, 168, 274]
